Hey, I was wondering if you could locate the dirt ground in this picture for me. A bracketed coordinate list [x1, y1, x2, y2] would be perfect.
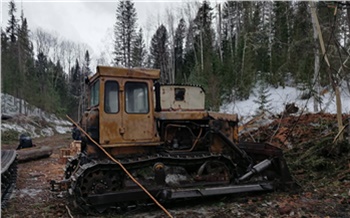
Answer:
[2, 113, 350, 218]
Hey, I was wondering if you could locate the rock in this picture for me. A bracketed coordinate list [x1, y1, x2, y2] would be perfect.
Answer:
[285, 103, 299, 114]
[278, 205, 292, 215]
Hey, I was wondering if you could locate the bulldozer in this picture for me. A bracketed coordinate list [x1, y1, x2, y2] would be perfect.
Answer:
[52, 66, 293, 213]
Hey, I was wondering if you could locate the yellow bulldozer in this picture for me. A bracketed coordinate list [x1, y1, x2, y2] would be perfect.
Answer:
[52, 66, 293, 213]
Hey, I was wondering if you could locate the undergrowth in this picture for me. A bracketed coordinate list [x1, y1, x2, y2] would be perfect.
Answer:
[1, 129, 20, 144]
[286, 138, 350, 184]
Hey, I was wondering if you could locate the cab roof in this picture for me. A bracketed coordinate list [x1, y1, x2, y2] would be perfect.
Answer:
[89, 66, 160, 82]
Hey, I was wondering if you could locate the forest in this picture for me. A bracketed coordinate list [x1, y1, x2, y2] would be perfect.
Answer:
[2, 1, 350, 121]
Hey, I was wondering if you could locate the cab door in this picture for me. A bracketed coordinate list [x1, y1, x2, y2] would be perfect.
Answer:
[99, 79, 123, 145]
[121, 80, 155, 141]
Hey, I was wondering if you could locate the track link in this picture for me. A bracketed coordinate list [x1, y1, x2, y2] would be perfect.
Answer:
[1, 150, 18, 209]
[67, 152, 237, 213]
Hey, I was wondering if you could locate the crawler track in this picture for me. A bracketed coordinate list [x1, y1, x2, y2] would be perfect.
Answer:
[66, 151, 278, 214]
[1, 150, 18, 209]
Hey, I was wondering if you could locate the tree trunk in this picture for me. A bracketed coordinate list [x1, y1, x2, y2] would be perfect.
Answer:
[217, 3, 223, 62]
[310, 2, 344, 141]
[346, 7, 350, 94]
[241, 34, 248, 85]
[200, 31, 204, 72]
[310, 4, 320, 112]
[17, 146, 53, 162]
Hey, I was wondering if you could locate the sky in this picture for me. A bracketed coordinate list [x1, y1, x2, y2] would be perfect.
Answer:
[1, 0, 203, 65]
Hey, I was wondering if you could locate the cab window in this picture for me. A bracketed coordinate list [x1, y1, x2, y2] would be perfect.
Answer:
[125, 82, 149, 114]
[104, 81, 119, 113]
[90, 80, 100, 107]
[175, 88, 185, 101]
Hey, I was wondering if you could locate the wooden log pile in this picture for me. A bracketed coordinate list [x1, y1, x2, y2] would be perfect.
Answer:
[240, 113, 350, 150]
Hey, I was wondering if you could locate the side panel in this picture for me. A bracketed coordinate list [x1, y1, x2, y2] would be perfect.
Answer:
[160, 85, 205, 111]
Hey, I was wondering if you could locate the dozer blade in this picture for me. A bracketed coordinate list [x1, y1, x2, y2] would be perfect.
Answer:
[87, 182, 276, 207]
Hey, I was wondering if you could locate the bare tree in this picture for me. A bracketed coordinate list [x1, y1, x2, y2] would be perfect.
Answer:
[310, 2, 320, 112]
[62, 40, 75, 77]
[98, 27, 114, 66]
[33, 28, 53, 56]
[165, 7, 176, 83]
[310, 1, 344, 141]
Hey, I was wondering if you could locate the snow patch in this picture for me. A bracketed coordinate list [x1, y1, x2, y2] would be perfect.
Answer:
[166, 174, 188, 186]
[1, 123, 27, 133]
[1, 93, 72, 138]
[17, 188, 42, 198]
[55, 126, 71, 134]
[221, 84, 350, 124]
[41, 128, 54, 137]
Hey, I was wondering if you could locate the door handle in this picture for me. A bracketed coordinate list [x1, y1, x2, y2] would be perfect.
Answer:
[119, 127, 125, 135]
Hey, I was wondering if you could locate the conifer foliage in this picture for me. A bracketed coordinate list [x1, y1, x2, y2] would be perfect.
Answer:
[2, 0, 350, 117]
[114, 0, 137, 67]
[174, 18, 186, 83]
[150, 25, 170, 83]
[131, 28, 147, 67]
[1, 0, 87, 120]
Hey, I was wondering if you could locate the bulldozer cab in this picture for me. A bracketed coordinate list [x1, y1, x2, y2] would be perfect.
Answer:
[85, 66, 160, 146]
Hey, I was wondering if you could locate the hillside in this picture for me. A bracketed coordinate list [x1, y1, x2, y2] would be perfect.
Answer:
[1, 93, 71, 143]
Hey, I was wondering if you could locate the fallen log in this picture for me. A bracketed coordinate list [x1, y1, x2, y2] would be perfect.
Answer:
[17, 146, 53, 162]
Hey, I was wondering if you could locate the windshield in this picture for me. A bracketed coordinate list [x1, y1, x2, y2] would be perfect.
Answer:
[125, 82, 149, 114]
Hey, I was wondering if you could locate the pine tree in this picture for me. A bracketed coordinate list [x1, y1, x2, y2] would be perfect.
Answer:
[6, 0, 18, 43]
[237, 2, 257, 99]
[114, 0, 137, 67]
[83, 50, 91, 75]
[193, 1, 214, 75]
[253, 73, 272, 115]
[17, 10, 35, 113]
[252, 2, 270, 75]
[1, 0, 79, 116]
[34, 52, 49, 110]
[1, 29, 11, 94]
[150, 24, 170, 83]
[220, 19, 235, 98]
[192, 1, 222, 109]
[54, 60, 70, 115]
[81, 50, 91, 115]
[182, 20, 196, 83]
[289, 2, 313, 85]
[174, 18, 186, 83]
[270, 1, 292, 87]
[131, 28, 146, 67]
[4, 0, 21, 99]
[221, 1, 243, 99]
[69, 59, 82, 120]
